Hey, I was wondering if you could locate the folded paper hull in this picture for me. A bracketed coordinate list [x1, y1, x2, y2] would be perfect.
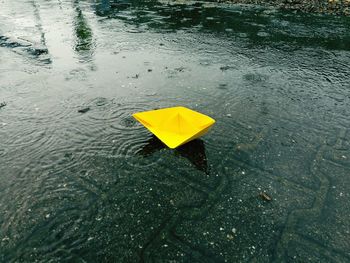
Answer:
[133, 106, 215, 149]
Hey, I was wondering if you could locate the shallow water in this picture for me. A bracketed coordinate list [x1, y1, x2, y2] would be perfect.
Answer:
[1, 0, 350, 262]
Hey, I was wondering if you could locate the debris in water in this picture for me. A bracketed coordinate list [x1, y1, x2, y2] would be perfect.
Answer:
[78, 107, 90, 113]
[220, 65, 233, 71]
[227, 234, 234, 240]
[2, 236, 10, 242]
[174, 66, 185, 72]
[218, 83, 228, 90]
[259, 192, 272, 201]
[27, 45, 48, 56]
[148, 69, 152, 72]
[144, 92, 157, 97]
[0, 102, 6, 109]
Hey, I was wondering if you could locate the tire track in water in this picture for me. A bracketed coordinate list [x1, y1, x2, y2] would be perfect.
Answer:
[138, 126, 270, 262]
[272, 127, 349, 262]
[1, 150, 103, 261]
[139, 166, 230, 262]
[1, 96, 176, 260]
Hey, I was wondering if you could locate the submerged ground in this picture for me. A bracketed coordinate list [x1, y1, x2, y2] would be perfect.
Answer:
[1, 0, 350, 262]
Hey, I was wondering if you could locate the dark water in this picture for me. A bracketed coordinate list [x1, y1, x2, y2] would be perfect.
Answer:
[1, 0, 350, 262]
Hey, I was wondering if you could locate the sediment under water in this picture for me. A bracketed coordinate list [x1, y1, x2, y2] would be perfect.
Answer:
[0, 1, 350, 262]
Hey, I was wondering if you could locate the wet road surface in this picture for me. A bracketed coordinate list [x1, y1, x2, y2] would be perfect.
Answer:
[1, 1, 350, 262]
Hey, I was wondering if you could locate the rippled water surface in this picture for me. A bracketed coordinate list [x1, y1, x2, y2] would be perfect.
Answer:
[1, 0, 350, 262]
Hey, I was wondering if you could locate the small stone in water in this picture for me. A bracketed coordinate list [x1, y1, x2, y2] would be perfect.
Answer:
[227, 234, 234, 240]
[0, 102, 6, 109]
[78, 107, 90, 113]
[259, 192, 272, 201]
[45, 214, 50, 218]
[220, 65, 233, 71]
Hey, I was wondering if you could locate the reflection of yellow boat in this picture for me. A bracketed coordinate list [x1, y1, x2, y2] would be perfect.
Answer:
[133, 106, 215, 149]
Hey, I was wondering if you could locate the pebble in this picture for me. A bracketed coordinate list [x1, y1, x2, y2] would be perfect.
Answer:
[227, 234, 234, 240]
[0, 102, 6, 109]
[78, 107, 90, 113]
[215, 0, 350, 15]
[260, 192, 272, 201]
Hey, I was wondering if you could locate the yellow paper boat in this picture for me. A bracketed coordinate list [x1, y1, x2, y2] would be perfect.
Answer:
[133, 106, 215, 149]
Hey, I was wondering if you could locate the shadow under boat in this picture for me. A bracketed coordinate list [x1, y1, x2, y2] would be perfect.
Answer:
[138, 135, 209, 174]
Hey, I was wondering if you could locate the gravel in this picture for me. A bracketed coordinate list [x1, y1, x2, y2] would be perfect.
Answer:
[214, 0, 350, 15]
